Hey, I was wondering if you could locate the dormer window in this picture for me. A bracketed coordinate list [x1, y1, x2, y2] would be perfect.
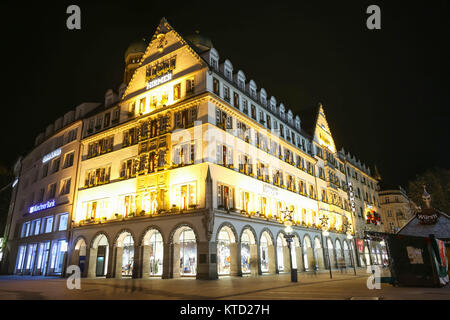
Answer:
[238, 80, 245, 90]
[225, 69, 232, 80]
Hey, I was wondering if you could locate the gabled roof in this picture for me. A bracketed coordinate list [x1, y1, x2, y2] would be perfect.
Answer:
[398, 210, 450, 241]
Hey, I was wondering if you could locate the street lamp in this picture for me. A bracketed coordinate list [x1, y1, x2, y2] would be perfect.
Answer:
[320, 214, 333, 279]
[282, 207, 297, 282]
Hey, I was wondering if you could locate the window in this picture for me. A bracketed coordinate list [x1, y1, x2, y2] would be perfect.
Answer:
[122, 128, 138, 148]
[223, 85, 230, 102]
[88, 136, 114, 157]
[60, 178, 71, 195]
[112, 107, 120, 123]
[120, 158, 137, 179]
[66, 128, 78, 143]
[173, 142, 195, 166]
[251, 105, 256, 120]
[174, 182, 197, 210]
[217, 144, 233, 167]
[119, 195, 136, 217]
[21, 222, 31, 238]
[42, 163, 49, 178]
[51, 157, 60, 174]
[186, 78, 195, 95]
[84, 165, 111, 187]
[48, 183, 56, 199]
[103, 112, 111, 127]
[213, 78, 220, 95]
[62, 152, 74, 169]
[210, 58, 218, 71]
[84, 199, 108, 220]
[44, 216, 54, 233]
[387, 209, 392, 217]
[217, 184, 234, 210]
[266, 115, 271, 129]
[174, 106, 198, 129]
[238, 154, 253, 175]
[241, 190, 251, 213]
[173, 83, 181, 100]
[233, 92, 240, 109]
[57, 213, 69, 231]
[242, 100, 248, 114]
[32, 219, 41, 235]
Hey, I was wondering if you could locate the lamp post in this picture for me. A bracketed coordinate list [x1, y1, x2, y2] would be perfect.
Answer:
[282, 207, 297, 283]
[320, 214, 332, 279]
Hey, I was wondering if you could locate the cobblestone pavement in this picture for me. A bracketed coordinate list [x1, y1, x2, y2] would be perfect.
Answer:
[0, 269, 449, 300]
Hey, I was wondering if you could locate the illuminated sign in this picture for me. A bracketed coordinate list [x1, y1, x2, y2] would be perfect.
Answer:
[146, 72, 172, 90]
[29, 200, 55, 214]
[348, 182, 356, 213]
[42, 148, 61, 164]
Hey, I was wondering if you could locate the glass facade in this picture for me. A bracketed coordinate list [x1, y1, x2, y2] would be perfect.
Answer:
[217, 230, 230, 275]
[122, 235, 134, 276]
[149, 232, 163, 276]
[241, 233, 251, 274]
[179, 229, 196, 275]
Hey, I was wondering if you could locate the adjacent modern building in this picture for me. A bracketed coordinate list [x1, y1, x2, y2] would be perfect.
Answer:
[2, 103, 99, 275]
[2, 18, 386, 280]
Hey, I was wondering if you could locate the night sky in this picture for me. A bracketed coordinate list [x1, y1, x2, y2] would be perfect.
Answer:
[1, 1, 449, 188]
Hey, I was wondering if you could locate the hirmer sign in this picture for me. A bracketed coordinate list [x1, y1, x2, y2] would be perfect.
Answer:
[146, 72, 172, 90]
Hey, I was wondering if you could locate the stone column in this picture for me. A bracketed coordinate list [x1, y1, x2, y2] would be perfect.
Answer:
[87, 247, 97, 278]
[229, 242, 239, 276]
[196, 241, 218, 280]
[250, 244, 259, 276]
[114, 247, 123, 278]
[141, 245, 151, 278]
[268, 245, 276, 274]
[132, 245, 143, 279]
[283, 246, 291, 272]
[161, 243, 173, 279]
[173, 243, 181, 278]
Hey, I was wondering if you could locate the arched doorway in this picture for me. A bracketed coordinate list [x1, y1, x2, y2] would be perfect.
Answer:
[217, 226, 237, 276]
[314, 237, 325, 270]
[115, 232, 134, 277]
[303, 235, 314, 271]
[240, 228, 257, 275]
[73, 238, 87, 274]
[335, 240, 344, 269]
[142, 229, 164, 277]
[327, 238, 336, 269]
[172, 226, 197, 276]
[260, 231, 275, 274]
[89, 234, 109, 277]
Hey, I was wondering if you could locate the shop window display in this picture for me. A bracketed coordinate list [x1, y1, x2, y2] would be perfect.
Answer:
[217, 230, 231, 275]
[122, 235, 134, 276]
[260, 236, 269, 272]
[149, 232, 163, 276]
[276, 236, 284, 271]
[179, 229, 196, 275]
[241, 233, 251, 274]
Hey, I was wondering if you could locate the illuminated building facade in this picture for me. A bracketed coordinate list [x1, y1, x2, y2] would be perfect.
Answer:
[4, 18, 385, 279]
[379, 187, 417, 233]
[2, 103, 99, 275]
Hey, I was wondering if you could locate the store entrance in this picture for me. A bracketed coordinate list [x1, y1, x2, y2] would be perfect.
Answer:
[179, 228, 197, 276]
